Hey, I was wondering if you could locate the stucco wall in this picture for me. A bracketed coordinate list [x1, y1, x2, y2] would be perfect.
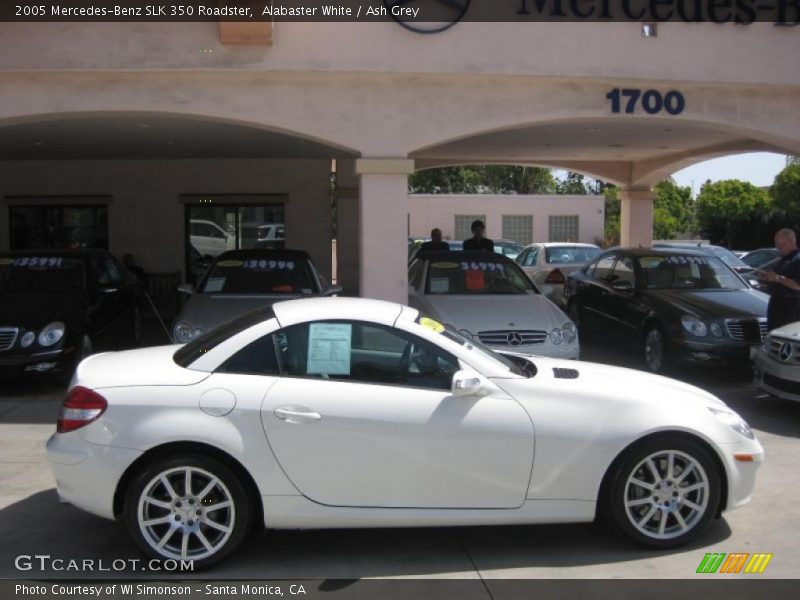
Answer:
[0, 158, 333, 280]
[409, 194, 605, 245]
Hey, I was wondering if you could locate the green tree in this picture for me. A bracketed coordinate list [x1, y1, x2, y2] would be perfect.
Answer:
[556, 172, 589, 195]
[408, 165, 556, 194]
[602, 185, 620, 247]
[696, 180, 771, 247]
[653, 179, 695, 239]
[771, 164, 800, 223]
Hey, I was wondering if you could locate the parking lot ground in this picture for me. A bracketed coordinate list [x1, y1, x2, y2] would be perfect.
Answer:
[0, 330, 798, 582]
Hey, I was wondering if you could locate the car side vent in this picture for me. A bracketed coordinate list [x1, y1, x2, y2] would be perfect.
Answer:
[553, 368, 579, 379]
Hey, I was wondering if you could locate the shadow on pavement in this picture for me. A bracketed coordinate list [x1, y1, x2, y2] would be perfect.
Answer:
[0, 489, 731, 580]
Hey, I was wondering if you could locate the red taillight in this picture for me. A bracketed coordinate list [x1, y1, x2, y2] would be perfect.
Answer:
[57, 386, 107, 433]
[545, 268, 566, 284]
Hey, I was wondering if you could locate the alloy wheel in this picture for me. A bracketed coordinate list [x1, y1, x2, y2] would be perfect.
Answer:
[644, 328, 665, 372]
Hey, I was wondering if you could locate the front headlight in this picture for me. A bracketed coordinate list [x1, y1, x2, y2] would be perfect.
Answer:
[708, 407, 755, 440]
[38, 322, 65, 347]
[681, 315, 707, 337]
[21, 331, 36, 348]
[550, 328, 563, 345]
[710, 322, 723, 338]
[562, 322, 577, 344]
[174, 322, 203, 343]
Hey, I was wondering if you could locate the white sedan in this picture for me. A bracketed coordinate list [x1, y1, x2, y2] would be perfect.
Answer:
[48, 297, 763, 568]
[409, 250, 579, 359]
[515, 242, 602, 305]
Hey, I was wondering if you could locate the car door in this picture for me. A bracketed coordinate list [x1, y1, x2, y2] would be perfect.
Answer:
[88, 255, 132, 348]
[603, 255, 647, 338]
[580, 254, 617, 331]
[261, 320, 535, 509]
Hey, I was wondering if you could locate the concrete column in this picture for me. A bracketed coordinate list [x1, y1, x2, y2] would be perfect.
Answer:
[334, 159, 360, 296]
[355, 158, 414, 303]
[619, 188, 656, 248]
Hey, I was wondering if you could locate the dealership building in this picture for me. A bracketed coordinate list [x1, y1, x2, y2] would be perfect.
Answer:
[0, 13, 798, 302]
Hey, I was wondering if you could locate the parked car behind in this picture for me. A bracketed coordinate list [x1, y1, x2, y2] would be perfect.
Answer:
[752, 320, 800, 403]
[173, 249, 340, 343]
[516, 243, 602, 306]
[0, 249, 142, 380]
[189, 219, 232, 258]
[409, 250, 579, 359]
[494, 239, 524, 260]
[563, 248, 769, 372]
[738, 248, 780, 269]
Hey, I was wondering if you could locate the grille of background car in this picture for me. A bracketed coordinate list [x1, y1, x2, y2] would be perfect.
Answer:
[765, 337, 800, 363]
[478, 330, 547, 345]
[0, 327, 19, 352]
[725, 319, 768, 344]
[763, 372, 800, 396]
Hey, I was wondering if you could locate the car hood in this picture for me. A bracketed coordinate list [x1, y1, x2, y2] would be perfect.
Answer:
[175, 292, 310, 334]
[643, 288, 768, 319]
[75, 345, 210, 389]
[768, 321, 800, 341]
[495, 354, 725, 411]
[0, 292, 85, 329]
[423, 293, 569, 333]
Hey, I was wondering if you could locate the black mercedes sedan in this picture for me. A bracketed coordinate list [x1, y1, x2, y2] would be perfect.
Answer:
[563, 247, 769, 373]
[0, 249, 142, 381]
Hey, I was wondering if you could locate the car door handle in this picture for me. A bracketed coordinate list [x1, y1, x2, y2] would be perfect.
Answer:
[274, 407, 322, 423]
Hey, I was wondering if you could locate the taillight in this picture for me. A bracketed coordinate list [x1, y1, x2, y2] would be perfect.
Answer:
[57, 386, 107, 433]
[545, 269, 566, 284]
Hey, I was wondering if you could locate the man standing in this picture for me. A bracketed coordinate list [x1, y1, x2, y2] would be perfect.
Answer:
[463, 219, 495, 252]
[758, 228, 800, 330]
[418, 228, 450, 253]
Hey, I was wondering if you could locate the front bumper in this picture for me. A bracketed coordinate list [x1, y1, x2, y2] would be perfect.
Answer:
[47, 431, 143, 520]
[669, 337, 757, 365]
[717, 438, 765, 511]
[0, 347, 75, 377]
[751, 347, 800, 403]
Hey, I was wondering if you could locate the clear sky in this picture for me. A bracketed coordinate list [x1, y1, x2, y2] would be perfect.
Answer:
[671, 152, 788, 197]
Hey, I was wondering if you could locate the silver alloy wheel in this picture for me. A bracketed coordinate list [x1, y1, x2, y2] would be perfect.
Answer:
[644, 328, 664, 372]
[137, 466, 236, 561]
[623, 449, 710, 540]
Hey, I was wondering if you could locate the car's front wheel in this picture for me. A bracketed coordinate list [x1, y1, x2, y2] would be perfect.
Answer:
[643, 324, 668, 373]
[124, 454, 252, 568]
[605, 436, 721, 548]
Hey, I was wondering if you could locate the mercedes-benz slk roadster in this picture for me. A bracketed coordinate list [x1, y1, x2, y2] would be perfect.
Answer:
[47, 297, 763, 568]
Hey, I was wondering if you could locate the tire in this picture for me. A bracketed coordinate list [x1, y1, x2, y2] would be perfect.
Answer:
[605, 436, 721, 549]
[643, 324, 668, 373]
[124, 454, 252, 569]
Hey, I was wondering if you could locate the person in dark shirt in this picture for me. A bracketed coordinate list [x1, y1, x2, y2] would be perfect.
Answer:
[463, 219, 495, 252]
[418, 228, 450, 253]
[756, 228, 800, 330]
[123, 253, 149, 289]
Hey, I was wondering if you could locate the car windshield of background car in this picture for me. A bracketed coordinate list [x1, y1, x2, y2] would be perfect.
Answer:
[0, 256, 85, 293]
[426, 260, 536, 295]
[545, 246, 602, 264]
[639, 255, 746, 290]
[201, 258, 318, 294]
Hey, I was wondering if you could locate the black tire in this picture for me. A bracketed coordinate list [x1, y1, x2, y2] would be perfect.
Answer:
[604, 436, 721, 549]
[123, 453, 252, 569]
[643, 323, 669, 373]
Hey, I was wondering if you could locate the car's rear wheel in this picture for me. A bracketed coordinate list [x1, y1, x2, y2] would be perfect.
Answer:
[605, 436, 721, 548]
[643, 324, 668, 373]
[124, 454, 251, 568]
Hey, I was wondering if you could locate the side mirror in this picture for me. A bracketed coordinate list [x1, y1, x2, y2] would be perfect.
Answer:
[612, 279, 634, 292]
[323, 285, 343, 297]
[451, 370, 488, 397]
[177, 283, 195, 295]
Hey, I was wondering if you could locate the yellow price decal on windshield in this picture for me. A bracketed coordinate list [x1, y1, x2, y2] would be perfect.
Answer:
[419, 317, 445, 333]
[216, 260, 243, 268]
[0, 258, 13, 266]
[430, 261, 460, 269]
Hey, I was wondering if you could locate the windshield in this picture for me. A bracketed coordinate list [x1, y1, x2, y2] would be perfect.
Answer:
[0, 256, 85, 293]
[426, 259, 536, 295]
[496, 242, 523, 259]
[545, 246, 601, 264]
[639, 255, 746, 290]
[200, 257, 318, 294]
[706, 246, 748, 269]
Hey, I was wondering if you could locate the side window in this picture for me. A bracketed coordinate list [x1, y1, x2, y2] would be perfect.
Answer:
[105, 258, 124, 285]
[409, 261, 424, 290]
[218, 334, 280, 376]
[593, 255, 616, 281]
[526, 247, 539, 266]
[274, 321, 459, 390]
[609, 256, 636, 285]
[515, 249, 528, 265]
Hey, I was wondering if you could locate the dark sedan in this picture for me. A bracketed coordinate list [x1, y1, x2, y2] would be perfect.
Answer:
[563, 248, 769, 373]
[0, 249, 142, 380]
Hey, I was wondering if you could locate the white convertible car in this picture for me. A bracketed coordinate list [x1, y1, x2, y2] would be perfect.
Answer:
[47, 297, 763, 568]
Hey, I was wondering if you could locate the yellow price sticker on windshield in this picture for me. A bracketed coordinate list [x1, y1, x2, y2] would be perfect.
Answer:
[216, 260, 243, 268]
[430, 261, 460, 269]
[419, 317, 445, 333]
[0, 258, 13, 266]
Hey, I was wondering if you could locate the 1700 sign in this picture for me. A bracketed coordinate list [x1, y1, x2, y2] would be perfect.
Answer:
[606, 89, 685, 115]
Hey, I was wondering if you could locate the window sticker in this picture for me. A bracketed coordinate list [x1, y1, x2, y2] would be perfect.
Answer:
[419, 317, 445, 333]
[243, 259, 295, 271]
[204, 277, 226, 292]
[307, 323, 352, 375]
[0, 258, 14, 266]
[429, 277, 450, 294]
[216, 260, 244, 268]
[430, 261, 460, 270]
[6, 257, 64, 268]
[461, 261, 505, 272]
[465, 269, 485, 290]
